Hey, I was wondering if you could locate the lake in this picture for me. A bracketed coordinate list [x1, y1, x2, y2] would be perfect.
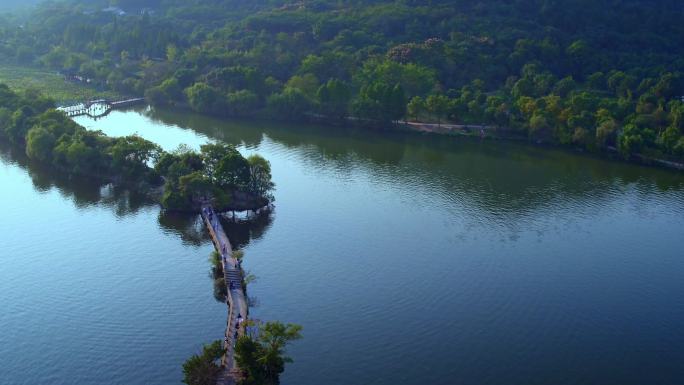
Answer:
[2, 106, 684, 385]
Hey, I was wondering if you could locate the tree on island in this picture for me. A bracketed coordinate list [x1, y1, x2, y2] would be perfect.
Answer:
[235, 321, 303, 385]
[246, 154, 274, 198]
[182, 340, 225, 385]
[0, 85, 275, 213]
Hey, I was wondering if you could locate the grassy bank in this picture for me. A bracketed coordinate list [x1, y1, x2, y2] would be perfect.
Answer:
[0, 64, 120, 104]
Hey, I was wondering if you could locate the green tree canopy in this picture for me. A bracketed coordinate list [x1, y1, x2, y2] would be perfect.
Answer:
[182, 340, 225, 385]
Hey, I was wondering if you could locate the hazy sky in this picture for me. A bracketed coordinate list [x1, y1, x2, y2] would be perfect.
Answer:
[0, 0, 42, 10]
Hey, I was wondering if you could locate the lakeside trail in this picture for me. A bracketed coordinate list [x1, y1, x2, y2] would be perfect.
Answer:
[404, 121, 492, 136]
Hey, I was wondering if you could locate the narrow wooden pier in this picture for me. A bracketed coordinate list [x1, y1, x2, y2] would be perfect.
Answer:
[200, 205, 248, 385]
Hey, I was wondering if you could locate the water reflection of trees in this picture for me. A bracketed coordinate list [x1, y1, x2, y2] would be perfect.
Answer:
[145, 107, 684, 223]
[157, 211, 210, 246]
[190, 112, 684, 206]
[74, 105, 684, 228]
[142, 107, 265, 149]
[0, 142, 274, 248]
[222, 211, 274, 250]
[2, 141, 274, 309]
[1, 143, 154, 215]
[261, 121, 684, 194]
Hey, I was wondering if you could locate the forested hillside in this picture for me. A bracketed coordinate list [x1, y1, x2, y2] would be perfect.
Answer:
[1, 0, 683, 161]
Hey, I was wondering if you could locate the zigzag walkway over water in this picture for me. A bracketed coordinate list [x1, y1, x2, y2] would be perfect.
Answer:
[200, 205, 249, 385]
[57, 98, 145, 118]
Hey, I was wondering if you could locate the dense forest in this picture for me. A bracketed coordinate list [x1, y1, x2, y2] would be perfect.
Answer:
[1, 0, 683, 162]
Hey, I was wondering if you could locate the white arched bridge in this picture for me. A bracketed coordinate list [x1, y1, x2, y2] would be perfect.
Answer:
[58, 98, 145, 119]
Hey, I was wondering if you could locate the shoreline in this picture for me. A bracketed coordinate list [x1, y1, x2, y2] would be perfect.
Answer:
[130, 101, 684, 174]
[395, 120, 684, 172]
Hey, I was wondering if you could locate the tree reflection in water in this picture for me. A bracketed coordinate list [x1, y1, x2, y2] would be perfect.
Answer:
[1, 142, 273, 304]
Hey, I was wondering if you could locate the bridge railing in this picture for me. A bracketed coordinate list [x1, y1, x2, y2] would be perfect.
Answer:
[201, 206, 242, 372]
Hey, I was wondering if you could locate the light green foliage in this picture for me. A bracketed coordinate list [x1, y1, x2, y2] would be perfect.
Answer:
[216, 150, 250, 188]
[5, 106, 35, 145]
[109, 135, 162, 179]
[353, 82, 406, 125]
[266, 87, 312, 121]
[145, 78, 182, 106]
[596, 117, 618, 148]
[356, 60, 436, 99]
[226, 90, 259, 117]
[179, 171, 213, 202]
[618, 124, 645, 158]
[529, 113, 551, 141]
[185, 83, 225, 115]
[26, 126, 56, 162]
[247, 154, 274, 197]
[159, 142, 262, 210]
[0, 65, 121, 103]
[199, 143, 233, 182]
[407, 96, 425, 121]
[425, 94, 450, 126]
[285, 74, 319, 99]
[235, 321, 302, 385]
[166, 44, 178, 62]
[316, 79, 351, 121]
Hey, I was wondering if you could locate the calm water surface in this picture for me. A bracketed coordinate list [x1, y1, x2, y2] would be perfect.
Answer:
[2, 106, 684, 385]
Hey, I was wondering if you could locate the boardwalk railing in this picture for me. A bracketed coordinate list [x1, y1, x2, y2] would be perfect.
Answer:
[200, 205, 248, 385]
[58, 98, 145, 118]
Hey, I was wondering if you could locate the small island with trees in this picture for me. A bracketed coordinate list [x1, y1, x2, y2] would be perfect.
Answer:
[2, 1, 683, 384]
[0, 83, 274, 213]
[0, 83, 303, 385]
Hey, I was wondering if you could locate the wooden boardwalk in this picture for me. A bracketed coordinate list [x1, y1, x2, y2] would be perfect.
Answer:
[201, 205, 249, 385]
[58, 98, 145, 118]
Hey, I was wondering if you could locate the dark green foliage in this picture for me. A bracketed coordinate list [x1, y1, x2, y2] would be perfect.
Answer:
[185, 83, 226, 115]
[353, 82, 406, 126]
[0, 0, 683, 161]
[0, 85, 274, 212]
[246, 155, 274, 198]
[226, 90, 260, 117]
[109, 135, 162, 180]
[425, 94, 450, 126]
[316, 79, 351, 121]
[200, 143, 249, 188]
[407, 96, 425, 121]
[145, 78, 183, 106]
[266, 88, 312, 121]
[181, 340, 225, 385]
[216, 151, 250, 188]
[234, 321, 302, 385]
[25, 126, 56, 162]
